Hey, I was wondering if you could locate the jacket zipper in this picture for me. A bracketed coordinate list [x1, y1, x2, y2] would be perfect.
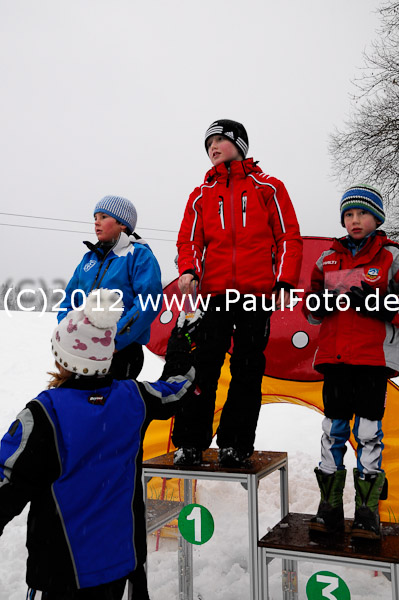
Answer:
[271, 245, 276, 275]
[230, 178, 236, 287]
[89, 250, 115, 292]
[241, 192, 247, 227]
[218, 197, 225, 229]
[92, 260, 113, 291]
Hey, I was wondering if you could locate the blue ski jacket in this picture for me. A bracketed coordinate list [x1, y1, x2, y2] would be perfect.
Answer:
[0, 367, 194, 592]
[57, 233, 163, 350]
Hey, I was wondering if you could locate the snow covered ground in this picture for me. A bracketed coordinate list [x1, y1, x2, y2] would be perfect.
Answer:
[0, 312, 392, 599]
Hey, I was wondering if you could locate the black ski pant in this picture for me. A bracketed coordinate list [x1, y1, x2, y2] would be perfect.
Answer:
[172, 294, 270, 454]
[127, 446, 150, 600]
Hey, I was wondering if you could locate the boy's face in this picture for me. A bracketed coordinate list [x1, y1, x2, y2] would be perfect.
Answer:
[94, 212, 126, 242]
[207, 135, 242, 167]
[343, 208, 380, 240]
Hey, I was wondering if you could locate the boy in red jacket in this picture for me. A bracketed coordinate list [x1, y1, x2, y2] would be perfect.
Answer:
[305, 184, 399, 538]
[173, 119, 302, 467]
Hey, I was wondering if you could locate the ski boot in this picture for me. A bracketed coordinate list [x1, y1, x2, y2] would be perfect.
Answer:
[218, 447, 251, 468]
[173, 447, 202, 466]
[352, 469, 385, 539]
[309, 468, 346, 533]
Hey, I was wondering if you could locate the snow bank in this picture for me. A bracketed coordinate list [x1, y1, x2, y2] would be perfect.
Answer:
[0, 312, 390, 599]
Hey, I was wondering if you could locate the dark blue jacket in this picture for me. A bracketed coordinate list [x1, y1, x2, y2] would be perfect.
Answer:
[58, 233, 163, 350]
[0, 367, 194, 591]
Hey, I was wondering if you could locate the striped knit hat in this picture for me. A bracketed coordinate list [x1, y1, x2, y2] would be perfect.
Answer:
[204, 119, 249, 158]
[94, 195, 137, 233]
[340, 184, 385, 227]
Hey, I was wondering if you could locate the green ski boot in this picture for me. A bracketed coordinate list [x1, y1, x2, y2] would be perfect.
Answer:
[352, 468, 386, 539]
[310, 468, 346, 533]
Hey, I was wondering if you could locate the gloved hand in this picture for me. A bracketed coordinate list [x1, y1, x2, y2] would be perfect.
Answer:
[167, 309, 203, 354]
[388, 278, 399, 295]
[349, 281, 399, 322]
[307, 289, 339, 319]
[162, 310, 204, 379]
[160, 309, 204, 392]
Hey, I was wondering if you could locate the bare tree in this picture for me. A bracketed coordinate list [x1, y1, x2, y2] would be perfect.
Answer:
[330, 1, 399, 235]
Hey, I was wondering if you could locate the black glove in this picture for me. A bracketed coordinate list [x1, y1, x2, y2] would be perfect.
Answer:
[162, 310, 203, 379]
[349, 281, 399, 322]
[307, 289, 339, 318]
[166, 309, 203, 355]
[388, 278, 399, 295]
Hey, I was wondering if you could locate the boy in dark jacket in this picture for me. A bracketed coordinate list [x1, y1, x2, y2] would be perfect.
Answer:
[304, 184, 399, 538]
[173, 119, 302, 467]
[0, 289, 201, 599]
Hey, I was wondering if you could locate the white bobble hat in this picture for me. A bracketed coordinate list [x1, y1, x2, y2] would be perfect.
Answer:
[51, 289, 123, 376]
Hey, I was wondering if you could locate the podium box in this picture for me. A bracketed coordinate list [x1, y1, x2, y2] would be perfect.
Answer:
[258, 512, 399, 600]
[142, 449, 289, 600]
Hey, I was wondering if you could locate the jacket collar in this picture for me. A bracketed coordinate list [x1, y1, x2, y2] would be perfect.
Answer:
[332, 229, 388, 258]
[204, 157, 261, 184]
[83, 232, 132, 258]
[59, 374, 114, 390]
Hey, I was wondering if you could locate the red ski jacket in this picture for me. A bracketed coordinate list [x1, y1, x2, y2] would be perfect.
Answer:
[304, 231, 399, 374]
[177, 158, 303, 297]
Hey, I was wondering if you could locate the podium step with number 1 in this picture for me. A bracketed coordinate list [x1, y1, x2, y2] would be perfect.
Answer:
[142, 449, 289, 600]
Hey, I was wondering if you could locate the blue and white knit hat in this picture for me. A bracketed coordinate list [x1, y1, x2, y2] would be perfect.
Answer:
[94, 195, 137, 233]
[340, 184, 385, 227]
[204, 119, 249, 158]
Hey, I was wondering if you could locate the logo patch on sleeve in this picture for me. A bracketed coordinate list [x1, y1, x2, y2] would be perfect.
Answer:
[365, 267, 381, 282]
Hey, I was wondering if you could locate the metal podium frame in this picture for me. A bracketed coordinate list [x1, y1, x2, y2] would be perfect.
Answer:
[139, 449, 289, 600]
[258, 513, 399, 600]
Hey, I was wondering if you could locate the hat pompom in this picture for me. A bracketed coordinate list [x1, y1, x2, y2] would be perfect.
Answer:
[84, 289, 124, 329]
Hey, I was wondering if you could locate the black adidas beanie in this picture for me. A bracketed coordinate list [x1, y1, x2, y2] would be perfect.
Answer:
[204, 119, 249, 158]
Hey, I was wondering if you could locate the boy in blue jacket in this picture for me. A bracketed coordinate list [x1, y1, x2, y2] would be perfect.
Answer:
[0, 289, 201, 599]
[58, 195, 163, 380]
[58, 196, 163, 597]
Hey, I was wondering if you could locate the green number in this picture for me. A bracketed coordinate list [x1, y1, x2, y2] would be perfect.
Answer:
[306, 571, 350, 599]
[178, 503, 214, 545]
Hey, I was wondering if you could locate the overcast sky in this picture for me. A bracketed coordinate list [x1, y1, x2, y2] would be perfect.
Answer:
[1, 0, 381, 291]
